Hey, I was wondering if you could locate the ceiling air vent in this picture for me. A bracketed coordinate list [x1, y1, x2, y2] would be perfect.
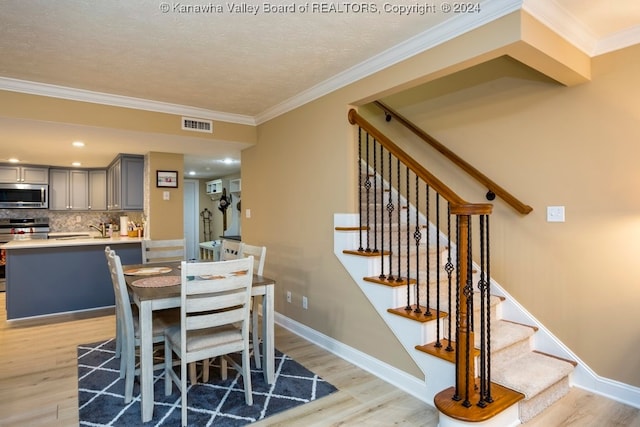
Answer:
[182, 117, 213, 133]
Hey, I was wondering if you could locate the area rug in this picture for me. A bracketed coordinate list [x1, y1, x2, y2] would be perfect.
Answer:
[78, 339, 337, 426]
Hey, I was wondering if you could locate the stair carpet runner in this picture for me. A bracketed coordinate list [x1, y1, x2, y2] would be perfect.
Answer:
[348, 187, 575, 423]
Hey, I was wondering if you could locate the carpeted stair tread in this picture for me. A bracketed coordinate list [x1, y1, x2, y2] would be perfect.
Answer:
[483, 320, 535, 352]
[492, 352, 574, 399]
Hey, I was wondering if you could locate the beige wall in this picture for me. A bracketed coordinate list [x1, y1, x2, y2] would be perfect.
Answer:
[147, 152, 184, 240]
[243, 16, 640, 387]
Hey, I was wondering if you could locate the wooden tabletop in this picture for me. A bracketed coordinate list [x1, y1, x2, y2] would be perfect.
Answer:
[123, 261, 275, 300]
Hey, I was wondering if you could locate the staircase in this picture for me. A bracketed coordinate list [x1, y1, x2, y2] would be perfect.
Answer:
[335, 216, 575, 424]
[336, 109, 577, 425]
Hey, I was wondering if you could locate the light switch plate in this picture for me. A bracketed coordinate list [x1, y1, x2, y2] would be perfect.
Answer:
[547, 206, 565, 222]
[163, 191, 170, 201]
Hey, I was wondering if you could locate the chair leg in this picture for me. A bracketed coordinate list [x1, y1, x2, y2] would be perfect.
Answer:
[189, 362, 197, 385]
[242, 349, 253, 405]
[181, 360, 188, 426]
[164, 339, 172, 396]
[202, 359, 210, 382]
[220, 356, 228, 380]
[252, 296, 262, 369]
[123, 341, 135, 404]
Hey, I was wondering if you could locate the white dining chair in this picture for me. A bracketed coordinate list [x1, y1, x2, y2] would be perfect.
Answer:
[219, 239, 241, 260]
[104, 247, 179, 404]
[164, 257, 254, 426]
[142, 239, 186, 264]
[240, 243, 266, 369]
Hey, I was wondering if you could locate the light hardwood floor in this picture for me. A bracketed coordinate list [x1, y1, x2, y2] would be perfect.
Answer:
[0, 291, 638, 426]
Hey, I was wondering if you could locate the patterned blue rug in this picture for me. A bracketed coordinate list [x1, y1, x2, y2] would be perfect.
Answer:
[78, 339, 337, 426]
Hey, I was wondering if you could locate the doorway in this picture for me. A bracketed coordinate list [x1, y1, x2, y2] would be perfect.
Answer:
[183, 179, 199, 260]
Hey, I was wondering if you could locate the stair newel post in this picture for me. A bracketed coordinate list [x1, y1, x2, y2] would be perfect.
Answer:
[454, 212, 476, 406]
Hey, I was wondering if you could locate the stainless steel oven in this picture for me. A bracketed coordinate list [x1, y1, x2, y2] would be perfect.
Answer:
[0, 218, 50, 291]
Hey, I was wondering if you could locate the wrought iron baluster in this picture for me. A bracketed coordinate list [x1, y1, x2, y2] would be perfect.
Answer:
[372, 139, 379, 253]
[386, 151, 395, 281]
[477, 214, 488, 408]
[396, 158, 402, 284]
[404, 165, 411, 311]
[445, 203, 454, 352]
[364, 133, 372, 252]
[413, 175, 421, 314]
[435, 194, 441, 347]
[357, 127, 363, 252]
[378, 145, 385, 279]
[484, 215, 493, 404]
[425, 186, 432, 317]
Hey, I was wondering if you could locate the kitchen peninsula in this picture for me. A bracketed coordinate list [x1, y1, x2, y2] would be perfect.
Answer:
[3, 235, 143, 320]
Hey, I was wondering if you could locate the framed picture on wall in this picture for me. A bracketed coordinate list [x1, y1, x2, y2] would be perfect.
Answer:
[156, 170, 178, 188]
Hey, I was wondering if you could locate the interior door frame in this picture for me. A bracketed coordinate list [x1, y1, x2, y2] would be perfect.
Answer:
[183, 179, 199, 260]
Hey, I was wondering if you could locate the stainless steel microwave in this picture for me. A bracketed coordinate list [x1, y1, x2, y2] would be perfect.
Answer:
[0, 183, 49, 208]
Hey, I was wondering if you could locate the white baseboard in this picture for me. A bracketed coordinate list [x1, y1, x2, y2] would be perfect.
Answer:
[275, 311, 432, 405]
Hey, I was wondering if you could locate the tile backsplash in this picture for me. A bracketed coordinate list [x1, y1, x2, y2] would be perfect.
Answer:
[0, 209, 144, 233]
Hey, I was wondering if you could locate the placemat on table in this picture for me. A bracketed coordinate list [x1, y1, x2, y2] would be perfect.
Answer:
[131, 276, 181, 288]
[123, 267, 172, 276]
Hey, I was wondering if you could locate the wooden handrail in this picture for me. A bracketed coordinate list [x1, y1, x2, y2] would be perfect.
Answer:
[349, 108, 492, 216]
[373, 101, 533, 215]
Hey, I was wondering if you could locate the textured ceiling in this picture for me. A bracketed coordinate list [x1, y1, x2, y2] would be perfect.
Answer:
[0, 0, 638, 178]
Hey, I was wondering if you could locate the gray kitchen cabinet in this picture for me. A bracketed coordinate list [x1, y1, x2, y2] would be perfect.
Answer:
[0, 165, 49, 183]
[50, 169, 89, 210]
[107, 154, 143, 211]
[88, 170, 107, 210]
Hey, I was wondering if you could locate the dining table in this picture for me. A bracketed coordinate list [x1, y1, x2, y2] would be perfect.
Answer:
[123, 261, 276, 423]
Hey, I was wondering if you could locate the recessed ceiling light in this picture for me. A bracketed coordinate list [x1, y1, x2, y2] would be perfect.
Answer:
[188, 171, 196, 176]
[72, 141, 85, 147]
[8, 158, 19, 163]
[72, 162, 81, 167]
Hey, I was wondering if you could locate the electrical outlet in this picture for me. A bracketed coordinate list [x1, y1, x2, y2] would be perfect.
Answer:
[286, 291, 292, 303]
[547, 206, 565, 222]
[302, 296, 308, 309]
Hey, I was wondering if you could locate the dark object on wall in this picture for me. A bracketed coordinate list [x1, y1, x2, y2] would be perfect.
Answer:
[156, 170, 178, 188]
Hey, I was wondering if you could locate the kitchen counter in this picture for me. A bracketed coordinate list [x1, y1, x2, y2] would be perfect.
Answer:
[2, 233, 143, 250]
[4, 234, 142, 320]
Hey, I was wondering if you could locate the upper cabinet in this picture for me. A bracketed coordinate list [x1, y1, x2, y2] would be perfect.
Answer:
[107, 154, 144, 211]
[49, 169, 107, 211]
[0, 165, 49, 184]
[206, 179, 222, 196]
[229, 178, 241, 195]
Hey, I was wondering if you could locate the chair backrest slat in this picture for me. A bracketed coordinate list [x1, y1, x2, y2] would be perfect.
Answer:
[142, 239, 186, 264]
[239, 243, 266, 276]
[220, 240, 241, 260]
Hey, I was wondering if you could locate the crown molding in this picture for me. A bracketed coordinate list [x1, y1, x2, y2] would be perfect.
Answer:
[593, 25, 640, 56]
[0, 77, 257, 126]
[256, 0, 523, 124]
[523, 0, 597, 55]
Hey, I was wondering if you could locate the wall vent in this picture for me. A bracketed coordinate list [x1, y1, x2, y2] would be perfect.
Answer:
[182, 117, 213, 133]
